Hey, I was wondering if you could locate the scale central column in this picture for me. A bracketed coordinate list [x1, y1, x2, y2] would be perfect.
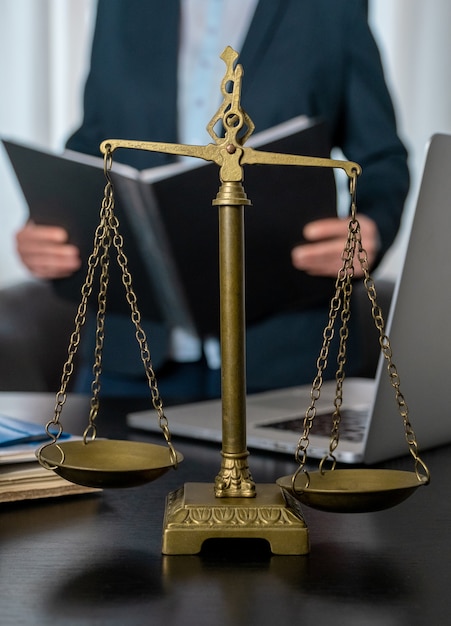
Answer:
[161, 178, 309, 555]
[214, 180, 255, 498]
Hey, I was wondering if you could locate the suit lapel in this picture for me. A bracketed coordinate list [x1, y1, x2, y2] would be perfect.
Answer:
[239, 0, 288, 82]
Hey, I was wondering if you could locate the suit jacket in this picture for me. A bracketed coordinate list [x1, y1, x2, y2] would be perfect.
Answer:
[67, 0, 409, 380]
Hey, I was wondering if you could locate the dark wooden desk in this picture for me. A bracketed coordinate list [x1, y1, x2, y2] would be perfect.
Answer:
[1, 393, 449, 625]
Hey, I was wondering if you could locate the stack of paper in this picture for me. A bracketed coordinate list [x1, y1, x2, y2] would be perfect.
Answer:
[0, 414, 99, 503]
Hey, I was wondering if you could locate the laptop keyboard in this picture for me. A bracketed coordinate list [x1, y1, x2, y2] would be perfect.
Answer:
[256, 408, 369, 443]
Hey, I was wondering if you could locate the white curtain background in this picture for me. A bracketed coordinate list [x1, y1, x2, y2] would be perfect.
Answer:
[0, 0, 95, 286]
[0, 0, 450, 287]
[368, 0, 451, 276]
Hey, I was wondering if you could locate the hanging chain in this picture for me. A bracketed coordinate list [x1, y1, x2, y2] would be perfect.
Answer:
[37, 153, 115, 467]
[354, 232, 430, 482]
[102, 148, 178, 466]
[292, 171, 359, 486]
[292, 171, 430, 490]
[38, 147, 178, 468]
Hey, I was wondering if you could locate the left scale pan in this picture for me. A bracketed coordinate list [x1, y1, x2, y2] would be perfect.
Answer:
[38, 439, 183, 489]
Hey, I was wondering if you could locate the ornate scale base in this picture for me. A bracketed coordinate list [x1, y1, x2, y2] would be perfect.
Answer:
[162, 482, 309, 555]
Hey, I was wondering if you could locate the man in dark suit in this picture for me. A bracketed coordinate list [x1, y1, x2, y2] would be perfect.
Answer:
[16, 0, 409, 399]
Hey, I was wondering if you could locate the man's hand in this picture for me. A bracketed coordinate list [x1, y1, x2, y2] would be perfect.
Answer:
[15, 221, 81, 279]
[291, 214, 379, 278]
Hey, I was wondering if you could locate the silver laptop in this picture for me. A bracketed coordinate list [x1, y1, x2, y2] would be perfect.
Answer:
[127, 133, 451, 464]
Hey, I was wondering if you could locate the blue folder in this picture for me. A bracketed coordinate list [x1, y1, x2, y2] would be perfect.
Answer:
[0, 414, 69, 447]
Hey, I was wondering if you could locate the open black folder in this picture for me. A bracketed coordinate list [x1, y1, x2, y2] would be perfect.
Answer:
[3, 116, 337, 336]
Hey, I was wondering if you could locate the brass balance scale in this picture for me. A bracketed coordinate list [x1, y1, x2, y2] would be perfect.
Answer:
[38, 47, 429, 555]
